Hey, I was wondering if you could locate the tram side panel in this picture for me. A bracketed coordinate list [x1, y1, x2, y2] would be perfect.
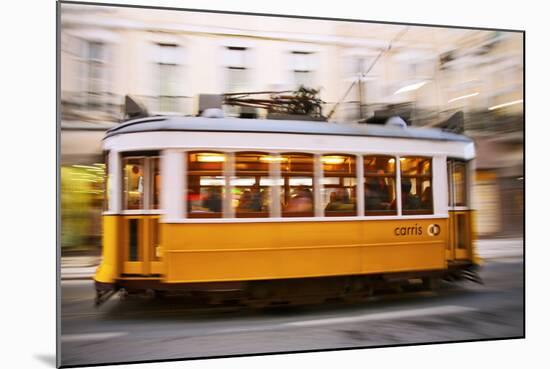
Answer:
[161, 218, 448, 284]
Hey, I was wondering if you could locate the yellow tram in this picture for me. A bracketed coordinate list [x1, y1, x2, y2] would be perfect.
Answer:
[94, 114, 481, 305]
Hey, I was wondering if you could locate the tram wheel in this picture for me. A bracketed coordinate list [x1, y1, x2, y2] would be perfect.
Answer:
[422, 276, 441, 291]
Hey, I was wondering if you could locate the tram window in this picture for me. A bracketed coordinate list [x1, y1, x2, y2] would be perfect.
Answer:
[322, 155, 357, 216]
[187, 152, 225, 218]
[232, 152, 272, 217]
[364, 156, 397, 215]
[280, 153, 314, 217]
[123, 157, 145, 210]
[400, 157, 433, 214]
[151, 157, 161, 209]
[450, 160, 467, 207]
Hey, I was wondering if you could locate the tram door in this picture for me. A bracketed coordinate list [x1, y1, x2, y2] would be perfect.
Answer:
[122, 216, 162, 276]
[447, 159, 472, 261]
[121, 155, 163, 276]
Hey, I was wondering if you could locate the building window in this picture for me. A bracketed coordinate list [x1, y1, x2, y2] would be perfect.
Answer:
[224, 46, 248, 93]
[280, 153, 314, 217]
[187, 152, 226, 218]
[364, 156, 397, 215]
[155, 43, 181, 112]
[400, 157, 433, 214]
[322, 155, 357, 216]
[84, 41, 106, 107]
[232, 152, 273, 218]
[291, 51, 315, 89]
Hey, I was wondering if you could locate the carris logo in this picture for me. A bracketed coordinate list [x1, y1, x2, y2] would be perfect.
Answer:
[427, 224, 441, 236]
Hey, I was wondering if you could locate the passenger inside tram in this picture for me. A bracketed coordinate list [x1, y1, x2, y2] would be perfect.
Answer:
[365, 177, 391, 211]
[237, 190, 251, 210]
[421, 185, 433, 209]
[237, 185, 263, 212]
[391, 179, 421, 210]
[285, 187, 313, 213]
[325, 188, 354, 211]
[203, 187, 222, 212]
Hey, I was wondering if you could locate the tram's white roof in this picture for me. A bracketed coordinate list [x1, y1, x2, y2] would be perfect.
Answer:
[105, 116, 472, 143]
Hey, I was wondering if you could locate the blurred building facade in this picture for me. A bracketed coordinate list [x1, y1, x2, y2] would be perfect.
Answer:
[60, 4, 523, 251]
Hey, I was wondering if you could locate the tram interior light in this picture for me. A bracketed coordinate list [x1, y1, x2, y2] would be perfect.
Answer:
[259, 156, 287, 163]
[196, 153, 226, 162]
[321, 156, 346, 165]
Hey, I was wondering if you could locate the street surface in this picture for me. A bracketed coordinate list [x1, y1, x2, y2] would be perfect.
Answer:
[60, 257, 524, 367]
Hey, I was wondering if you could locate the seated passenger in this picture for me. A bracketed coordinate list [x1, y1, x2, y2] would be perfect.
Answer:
[365, 179, 387, 211]
[285, 187, 313, 213]
[402, 179, 421, 210]
[237, 186, 264, 212]
[326, 188, 354, 212]
[248, 185, 263, 212]
[237, 190, 252, 211]
[390, 179, 421, 210]
[421, 186, 432, 209]
[203, 187, 222, 213]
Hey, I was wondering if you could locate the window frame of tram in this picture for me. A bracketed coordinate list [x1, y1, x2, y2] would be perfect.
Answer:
[322, 154, 357, 217]
[186, 151, 226, 218]
[121, 152, 161, 211]
[280, 153, 315, 218]
[399, 156, 433, 215]
[364, 155, 397, 216]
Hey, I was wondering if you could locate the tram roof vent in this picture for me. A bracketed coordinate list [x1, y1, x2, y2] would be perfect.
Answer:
[198, 94, 223, 115]
[123, 95, 149, 120]
[438, 111, 464, 133]
[385, 116, 407, 128]
[200, 108, 225, 118]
